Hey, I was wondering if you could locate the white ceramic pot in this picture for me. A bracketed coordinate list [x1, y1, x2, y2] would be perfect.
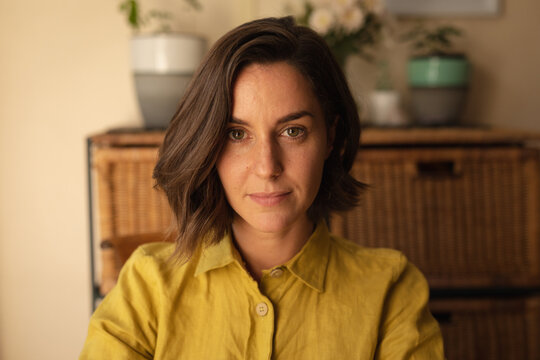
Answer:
[368, 90, 406, 126]
[131, 33, 206, 129]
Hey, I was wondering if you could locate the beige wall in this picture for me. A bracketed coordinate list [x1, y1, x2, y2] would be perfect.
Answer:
[0, 0, 538, 359]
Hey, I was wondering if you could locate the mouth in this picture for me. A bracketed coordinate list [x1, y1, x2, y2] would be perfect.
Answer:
[248, 191, 291, 206]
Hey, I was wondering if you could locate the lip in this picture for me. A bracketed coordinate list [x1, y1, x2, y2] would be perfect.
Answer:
[248, 191, 291, 206]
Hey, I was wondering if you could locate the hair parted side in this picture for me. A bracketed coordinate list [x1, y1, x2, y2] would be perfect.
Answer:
[153, 16, 366, 261]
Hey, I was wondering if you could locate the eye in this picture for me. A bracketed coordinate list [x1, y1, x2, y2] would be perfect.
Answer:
[227, 129, 246, 141]
[283, 127, 305, 138]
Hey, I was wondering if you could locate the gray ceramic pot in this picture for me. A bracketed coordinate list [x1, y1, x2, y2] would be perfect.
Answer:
[408, 54, 470, 125]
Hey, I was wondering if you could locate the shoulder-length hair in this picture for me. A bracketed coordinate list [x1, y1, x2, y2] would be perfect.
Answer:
[153, 16, 365, 260]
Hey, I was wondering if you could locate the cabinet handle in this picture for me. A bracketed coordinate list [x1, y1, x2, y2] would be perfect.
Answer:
[407, 160, 462, 178]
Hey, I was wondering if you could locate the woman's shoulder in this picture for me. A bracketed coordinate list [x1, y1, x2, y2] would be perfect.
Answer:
[328, 233, 409, 277]
[136, 241, 176, 260]
[121, 242, 196, 283]
[329, 233, 403, 261]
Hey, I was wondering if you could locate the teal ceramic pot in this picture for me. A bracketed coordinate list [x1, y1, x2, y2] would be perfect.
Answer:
[408, 54, 470, 125]
[408, 55, 470, 87]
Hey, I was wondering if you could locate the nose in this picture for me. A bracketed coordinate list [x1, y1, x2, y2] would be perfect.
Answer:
[253, 137, 283, 179]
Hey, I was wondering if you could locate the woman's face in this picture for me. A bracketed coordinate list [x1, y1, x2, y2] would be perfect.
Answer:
[216, 62, 332, 235]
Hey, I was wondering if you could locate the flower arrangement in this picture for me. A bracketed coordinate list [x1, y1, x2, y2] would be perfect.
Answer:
[289, 0, 386, 66]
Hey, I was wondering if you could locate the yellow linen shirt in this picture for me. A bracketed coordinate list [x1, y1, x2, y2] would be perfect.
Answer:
[80, 221, 444, 359]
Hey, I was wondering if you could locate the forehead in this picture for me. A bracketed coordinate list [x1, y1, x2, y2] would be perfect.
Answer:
[231, 62, 322, 119]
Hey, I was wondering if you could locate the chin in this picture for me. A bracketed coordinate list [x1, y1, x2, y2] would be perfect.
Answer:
[243, 213, 301, 234]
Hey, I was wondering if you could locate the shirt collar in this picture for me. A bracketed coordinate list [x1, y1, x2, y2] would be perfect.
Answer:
[194, 231, 241, 277]
[284, 220, 330, 293]
[194, 221, 331, 293]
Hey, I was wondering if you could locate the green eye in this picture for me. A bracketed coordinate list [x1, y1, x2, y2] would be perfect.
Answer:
[228, 129, 245, 141]
[284, 127, 304, 138]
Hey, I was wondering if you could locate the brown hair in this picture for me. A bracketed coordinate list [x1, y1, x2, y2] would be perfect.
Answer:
[153, 16, 365, 260]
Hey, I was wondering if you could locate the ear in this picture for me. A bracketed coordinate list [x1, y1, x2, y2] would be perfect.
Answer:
[325, 116, 338, 159]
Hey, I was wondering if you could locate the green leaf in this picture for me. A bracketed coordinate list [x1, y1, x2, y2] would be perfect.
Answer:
[128, 0, 139, 28]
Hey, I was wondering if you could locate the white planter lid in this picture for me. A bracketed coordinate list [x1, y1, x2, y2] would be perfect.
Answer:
[131, 33, 206, 74]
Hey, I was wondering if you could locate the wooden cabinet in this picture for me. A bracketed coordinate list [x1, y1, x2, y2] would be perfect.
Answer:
[331, 128, 540, 289]
[87, 127, 540, 359]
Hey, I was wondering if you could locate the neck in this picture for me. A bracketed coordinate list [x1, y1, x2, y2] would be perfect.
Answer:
[231, 217, 315, 282]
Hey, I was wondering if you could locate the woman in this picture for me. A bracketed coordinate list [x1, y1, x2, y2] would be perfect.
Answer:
[80, 17, 444, 359]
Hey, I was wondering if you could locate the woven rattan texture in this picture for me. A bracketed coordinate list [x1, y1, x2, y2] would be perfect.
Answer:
[330, 146, 540, 288]
[93, 147, 173, 240]
[431, 297, 540, 360]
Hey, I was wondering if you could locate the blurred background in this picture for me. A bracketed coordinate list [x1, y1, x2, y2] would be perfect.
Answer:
[0, 0, 539, 359]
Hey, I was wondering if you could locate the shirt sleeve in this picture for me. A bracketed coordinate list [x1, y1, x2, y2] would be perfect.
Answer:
[375, 254, 445, 360]
[79, 246, 160, 360]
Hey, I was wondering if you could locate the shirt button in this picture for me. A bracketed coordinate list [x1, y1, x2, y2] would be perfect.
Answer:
[255, 302, 268, 317]
[270, 267, 284, 278]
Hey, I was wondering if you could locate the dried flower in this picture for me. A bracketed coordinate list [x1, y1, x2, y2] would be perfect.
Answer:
[309, 7, 336, 35]
[339, 6, 365, 34]
[291, 0, 386, 66]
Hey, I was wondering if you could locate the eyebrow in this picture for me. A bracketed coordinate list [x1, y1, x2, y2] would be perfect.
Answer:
[230, 110, 315, 125]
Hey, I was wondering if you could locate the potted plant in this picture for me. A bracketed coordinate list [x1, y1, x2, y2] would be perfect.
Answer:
[119, 0, 207, 129]
[403, 24, 469, 125]
[369, 60, 405, 126]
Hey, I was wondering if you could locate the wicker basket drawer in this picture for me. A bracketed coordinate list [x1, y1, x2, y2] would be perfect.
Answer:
[330, 146, 540, 288]
[431, 296, 540, 360]
[91, 146, 174, 295]
[92, 146, 173, 240]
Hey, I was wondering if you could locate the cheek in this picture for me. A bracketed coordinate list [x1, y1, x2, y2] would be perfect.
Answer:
[289, 146, 327, 190]
[216, 150, 243, 192]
